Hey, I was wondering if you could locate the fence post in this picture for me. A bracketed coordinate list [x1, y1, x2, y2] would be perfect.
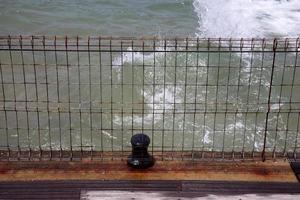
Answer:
[262, 38, 278, 161]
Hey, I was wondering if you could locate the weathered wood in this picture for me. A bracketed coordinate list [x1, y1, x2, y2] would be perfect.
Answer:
[290, 161, 300, 182]
[0, 159, 297, 182]
[81, 191, 300, 200]
[1, 180, 300, 200]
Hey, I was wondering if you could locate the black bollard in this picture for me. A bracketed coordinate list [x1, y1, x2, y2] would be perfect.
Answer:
[127, 133, 155, 169]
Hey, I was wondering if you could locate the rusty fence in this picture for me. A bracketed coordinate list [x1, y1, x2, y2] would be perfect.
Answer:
[0, 35, 300, 161]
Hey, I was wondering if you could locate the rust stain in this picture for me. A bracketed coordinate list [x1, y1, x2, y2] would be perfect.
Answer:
[0, 159, 297, 182]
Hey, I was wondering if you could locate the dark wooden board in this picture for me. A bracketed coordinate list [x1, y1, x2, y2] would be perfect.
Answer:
[1, 180, 300, 200]
[290, 162, 300, 182]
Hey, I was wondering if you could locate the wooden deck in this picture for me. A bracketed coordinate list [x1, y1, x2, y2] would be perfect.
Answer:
[0, 159, 299, 199]
[0, 180, 300, 200]
[0, 159, 298, 182]
[290, 161, 300, 182]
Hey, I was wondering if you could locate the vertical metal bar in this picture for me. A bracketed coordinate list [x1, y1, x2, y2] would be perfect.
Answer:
[171, 38, 177, 160]
[76, 36, 83, 159]
[31, 36, 42, 159]
[140, 41, 145, 163]
[262, 38, 278, 161]
[212, 38, 221, 159]
[253, 39, 266, 158]
[142, 40, 145, 142]
[151, 39, 156, 156]
[202, 38, 210, 159]
[274, 39, 289, 159]
[87, 36, 93, 160]
[131, 40, 134, 139]
[232, 38, 244, 160]
[289, 38, 300, 158]
[162, 39, 166, 159]
[43, 36, 52, 160]
[0, 52, 10, 159]
[65, 36, 73, 160]
[238, 39, 244, 153]
[292, 38, 300, 159]
[109, 38, 113, 158]
[242, 39, 255, 159]
[192, 38, 200, 161]
[225, 38, 233, 159]
[54, 36, 62, 159]
[221, 40, 229, 159]
[8, 36, 20, 159]
[120, 40, 124, 159]
[65, 36, 72, 160]
[181, 37, 189, 160]
[98, 37, 103, 160]
[19, 35, 31, 160]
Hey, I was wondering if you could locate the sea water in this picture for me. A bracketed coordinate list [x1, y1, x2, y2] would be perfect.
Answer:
[1, 0, 300, 37]
[0, 0, 300, 153]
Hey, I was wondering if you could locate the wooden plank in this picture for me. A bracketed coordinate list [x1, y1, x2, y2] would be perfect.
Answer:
[81, 191, 300, 200]
[0, 180, 181, 191]
[290, 162, 300, 182]
[182, 181, 300, 194]
[0, 160, 297, 182]
[1, 180, 300, 200]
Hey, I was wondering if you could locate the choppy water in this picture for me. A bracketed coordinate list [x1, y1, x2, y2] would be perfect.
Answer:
[0, 0, 300, 154]
[1, 0, 300, 37]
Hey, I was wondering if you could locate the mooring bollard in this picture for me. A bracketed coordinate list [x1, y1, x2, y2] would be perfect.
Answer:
[127, 133, 155, 169]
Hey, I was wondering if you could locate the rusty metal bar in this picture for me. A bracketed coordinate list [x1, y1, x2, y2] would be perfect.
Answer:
[262, 39, 278, 161]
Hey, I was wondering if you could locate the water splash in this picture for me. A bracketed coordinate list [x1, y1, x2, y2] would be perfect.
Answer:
[193, 0, 300, 38]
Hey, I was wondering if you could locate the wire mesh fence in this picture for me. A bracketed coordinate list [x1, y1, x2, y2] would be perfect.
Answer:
[0, 35, 300, 161]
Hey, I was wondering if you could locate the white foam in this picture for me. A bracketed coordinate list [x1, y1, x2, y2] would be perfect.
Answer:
[112, 45, 180, 126]
[112, 46, 165, 80]
[102, 130, 117, 140]
[203, 126, 213, 144]
[112, 46, 165, 68]
[193, 0, 300, 38]
[270, 103, 284, 110]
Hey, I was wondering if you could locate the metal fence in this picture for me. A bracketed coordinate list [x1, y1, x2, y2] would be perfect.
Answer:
[0, 35, 299, 161]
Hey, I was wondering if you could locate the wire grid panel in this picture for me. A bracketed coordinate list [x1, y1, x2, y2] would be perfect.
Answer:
[0, 36, 300, 161]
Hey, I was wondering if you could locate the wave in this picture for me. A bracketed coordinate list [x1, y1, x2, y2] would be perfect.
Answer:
[193, 0, 300, 38]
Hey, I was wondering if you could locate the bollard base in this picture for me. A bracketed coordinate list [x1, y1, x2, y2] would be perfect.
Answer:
[127, 155, 155, 169]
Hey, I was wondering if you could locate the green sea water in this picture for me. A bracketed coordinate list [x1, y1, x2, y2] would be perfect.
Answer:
[0, 0, 300, 156]
[0, 0, 198, 37]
